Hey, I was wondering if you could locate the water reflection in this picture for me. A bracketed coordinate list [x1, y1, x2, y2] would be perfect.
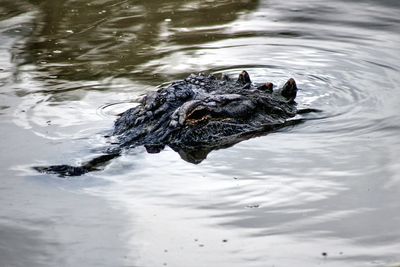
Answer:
[2, 0, 400, 266]
[21, 0, 258, 83]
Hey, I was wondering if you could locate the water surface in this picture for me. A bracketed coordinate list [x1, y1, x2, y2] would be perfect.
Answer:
[1, 0, 400, 266]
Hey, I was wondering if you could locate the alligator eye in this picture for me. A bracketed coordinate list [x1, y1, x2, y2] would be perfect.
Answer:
[187, 107, 210, 121]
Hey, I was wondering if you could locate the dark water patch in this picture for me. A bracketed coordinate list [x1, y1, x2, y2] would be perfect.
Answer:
[0, 223, 56, 267]
[16, 0, 259, 83]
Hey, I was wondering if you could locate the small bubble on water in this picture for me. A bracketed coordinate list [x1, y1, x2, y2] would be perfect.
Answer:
[246, 204, 260, 209]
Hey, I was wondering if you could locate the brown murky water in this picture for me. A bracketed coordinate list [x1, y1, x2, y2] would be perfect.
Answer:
[1, 0, 400, 266]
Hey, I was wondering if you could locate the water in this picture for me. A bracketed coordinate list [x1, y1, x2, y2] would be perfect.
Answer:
[1, 0, 400, 266]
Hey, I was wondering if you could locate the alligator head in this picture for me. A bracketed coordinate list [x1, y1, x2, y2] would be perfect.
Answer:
[113, 71, 298, 163]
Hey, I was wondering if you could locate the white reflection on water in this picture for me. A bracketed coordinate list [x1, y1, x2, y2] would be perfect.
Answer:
[83, 134, 399, 266]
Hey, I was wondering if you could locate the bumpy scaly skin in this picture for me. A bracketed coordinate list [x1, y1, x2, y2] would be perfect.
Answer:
[35, 71, 299, 176]
[113, 71, 297, 160]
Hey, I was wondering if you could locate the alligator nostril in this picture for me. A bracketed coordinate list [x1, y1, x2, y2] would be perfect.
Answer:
[281, 78, 298, 102]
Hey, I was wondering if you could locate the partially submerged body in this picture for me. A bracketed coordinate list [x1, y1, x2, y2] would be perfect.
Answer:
[35, 71, 301, 176]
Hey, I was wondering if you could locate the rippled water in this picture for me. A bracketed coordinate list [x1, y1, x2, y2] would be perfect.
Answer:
[1, 0, 400, 266]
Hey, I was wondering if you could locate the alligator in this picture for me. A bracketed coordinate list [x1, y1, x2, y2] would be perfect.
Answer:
[35, 70, 313, 177]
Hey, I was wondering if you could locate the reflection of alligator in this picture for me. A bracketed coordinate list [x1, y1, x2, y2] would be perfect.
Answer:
[35, 71, 304, 176]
